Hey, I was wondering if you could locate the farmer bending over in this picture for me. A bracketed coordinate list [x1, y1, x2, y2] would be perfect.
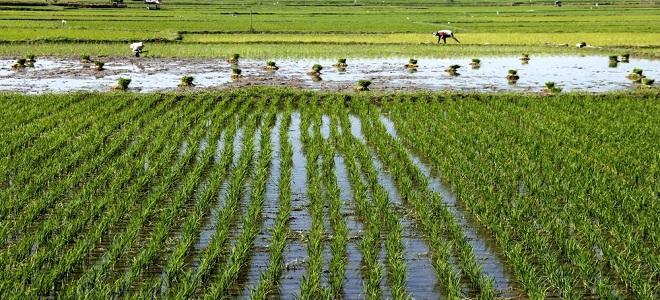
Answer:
[433, 30, 460, 44]
[130, 42, 145, 57]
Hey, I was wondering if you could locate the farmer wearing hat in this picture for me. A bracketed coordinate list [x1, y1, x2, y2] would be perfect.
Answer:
[433, 30, 460, 44]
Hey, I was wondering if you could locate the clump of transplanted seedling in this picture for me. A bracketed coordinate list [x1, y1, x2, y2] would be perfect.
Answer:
[94, 61, 105, 71]
[231, 67, 242, 80]
[81, 54, 92, 64]
[506, 69, 520, 83]
[26, 55, 36, 67]
[264, 61, 279, 71]
[354, 79, 372, 91]
[609, 55, 619, 62]
[113, 77, 131, 91]
[469, 58, 481, 68]
[334, 58, 348, 68]
[445, 64, 460, 76]
[620, 53, 630, 63]
[11, 58, 27, 69]
[627, 68, 644, 82]
[520, 53, 530, 63]
[308, 64, 323, 75]
[227, 53, 240, 64]
[179, 75, 195, 87]
[544, 81, 562, 93]
[641, 78, 654, 87]
[405, 58, 418, 69]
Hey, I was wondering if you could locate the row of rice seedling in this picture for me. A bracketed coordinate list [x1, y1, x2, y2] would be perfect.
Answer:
[355, 102, 499, 298]
[132, 103, 243, 297]
[0, 95, 211, 297]
[171, 102, 261, 298]
[99, 97, 236, 297]
[338, 111, 410, 299]
[383, 94, 657, 298]
[61, 98, 223, 298]
[0, 95, 162, 245]
[322, 106, 350, 298]
[204, 105, 277, 298]
[333, 105, 384, 299]
[250, 103, 293, 299]
[0, 95, 132, 220]
[299, 102, 331, 298]
[0, 95, 193, 270]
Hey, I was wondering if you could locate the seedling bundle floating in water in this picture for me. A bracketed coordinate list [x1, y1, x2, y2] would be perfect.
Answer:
[94, 61, 105, 71]
[520, 53, 530, 63]
[179, 75, 195, 87]
[506, 69, 520, 82]
[445, 64, 461, 76]
[627, 68, 644, 82]
[334, 58, 348, 68]
[231, 67, 242, 79]
[308, 64, 323, 75]
[545, 81, 562, 93]
[354, 79, 372, 91]
[81, 55, 92, 64]
[113, 77, 131, 90]
[405, 58, 418, 69]
[12, 58, 27, 69]
[470, 58, 481, 68]
[621, 53, 630, 63]
[265, 61, 279, 71]
[227, 53, 240, 64]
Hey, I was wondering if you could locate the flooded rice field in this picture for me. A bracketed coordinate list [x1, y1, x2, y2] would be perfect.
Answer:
[0, 55, 657, 93]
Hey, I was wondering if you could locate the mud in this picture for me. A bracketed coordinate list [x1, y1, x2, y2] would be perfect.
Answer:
[2, 56, 657, 93]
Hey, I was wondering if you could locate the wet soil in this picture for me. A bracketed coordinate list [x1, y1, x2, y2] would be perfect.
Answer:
[1, 56, 658, 93]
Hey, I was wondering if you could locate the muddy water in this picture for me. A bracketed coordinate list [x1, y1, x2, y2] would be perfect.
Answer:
[350, 115, 440, 299]
[378, 115, 518, 297]
[1, 56, 657, 93]
[279, 112, 309, 299]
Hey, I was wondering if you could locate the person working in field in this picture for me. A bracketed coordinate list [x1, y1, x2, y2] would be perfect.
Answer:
[433, 30, 460, 44]
[130, 42, 145, 57]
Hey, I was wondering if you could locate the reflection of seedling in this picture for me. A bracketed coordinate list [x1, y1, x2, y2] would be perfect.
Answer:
[608, 61, 618, 68]
[231, 67, 242, 79]
[445, 64, 460, 76]
[179, 75, 195, 87]
[405, 58, 418, 68]
[641, 78, 654, 86]
[114, 77, 131, 90]
[621, 53, 630, 62]
[94, 61, 105, 71]
[308, 64, 323, 75]
[627, 68, 644, 82]
[521, 53, 530, 61]
[334, 58, 348, 68]
[469, 58, 481, 68]
[506, 69, 520, 81]
[608, 55, 619, 62]
[545, 81, 562, 93]
[265, 61, 279, 71]
[354, 79, 371, 91]
[227, 53, 240, 64]
[12, 58, 27, 69]
[310, 74, 322, 82]
[81, 55, 92, 63]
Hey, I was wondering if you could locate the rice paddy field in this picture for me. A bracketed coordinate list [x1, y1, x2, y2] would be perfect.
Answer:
[0, 89, 658, 299]
[1, 0, 659, 299]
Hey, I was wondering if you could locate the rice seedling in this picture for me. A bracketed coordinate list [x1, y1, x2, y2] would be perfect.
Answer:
[521, 53, 530, 61]
[544, 81, 562, 93]
[354, 79, 372, 91]
[11, 58, 27, 69]
[94, 61, 105, 71]
[27, 54, 36, 63]
[308, 64, 323, 75]
[470, 58, 481, 68]
[179, 75, 195, 87]
[80, 54, 92, 63]
[231, 67, 242, 79]
[405, 58, 418, 69]
[445, 64, 460, 76]
[620, 53, 630, 62]
[334, 58, 348, 68]
[609, 55, 619, 62]
[627, 68, 644, 82]
[264, 61, 279, 71]
[113, 77, 131, 90]
[641, 78, 654, 86]
[227, 53, 240, 64]
[507, 69, 520, 83]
